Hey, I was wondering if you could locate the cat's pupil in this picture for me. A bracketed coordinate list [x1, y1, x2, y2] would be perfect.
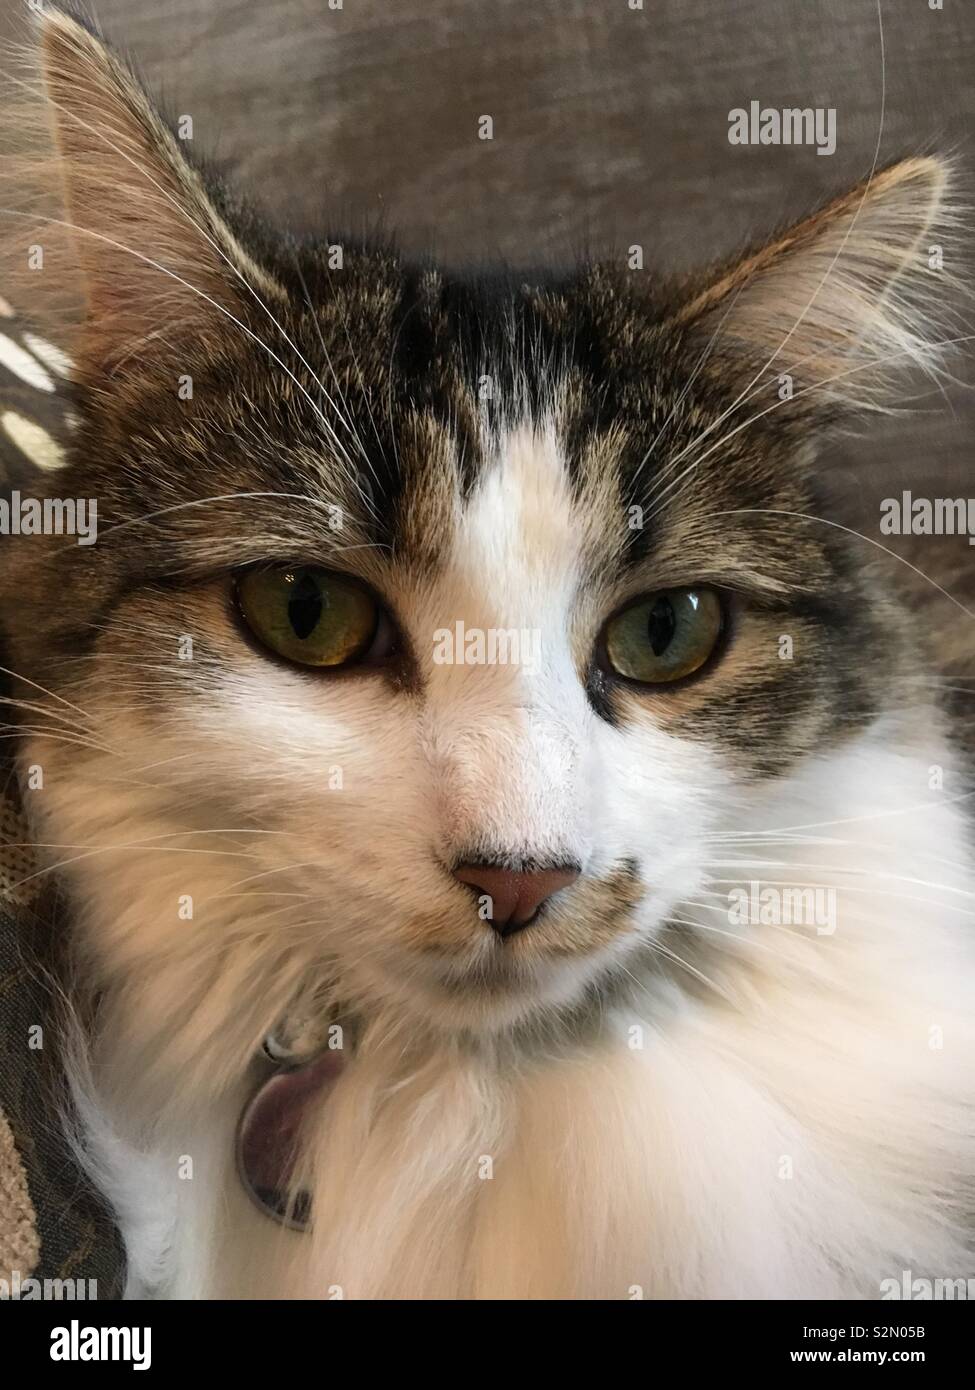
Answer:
[287, 573, 323, 641]
[647, 596, 676, 656]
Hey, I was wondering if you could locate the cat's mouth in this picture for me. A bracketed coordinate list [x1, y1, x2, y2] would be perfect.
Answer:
[379, 933, 624, 1029]
[423, 952, 540, 996]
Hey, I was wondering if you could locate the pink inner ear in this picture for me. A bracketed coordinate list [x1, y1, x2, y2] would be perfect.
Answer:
[236, 1051, 345, 1230]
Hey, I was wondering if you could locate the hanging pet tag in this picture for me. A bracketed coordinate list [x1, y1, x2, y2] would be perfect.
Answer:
[236, 1048, 345, 1231]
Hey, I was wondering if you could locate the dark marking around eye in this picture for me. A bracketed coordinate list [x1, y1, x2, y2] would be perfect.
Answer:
[586, 663, 619, 726]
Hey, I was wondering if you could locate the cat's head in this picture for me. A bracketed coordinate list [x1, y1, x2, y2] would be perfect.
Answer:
[0, 10, 963, 1049]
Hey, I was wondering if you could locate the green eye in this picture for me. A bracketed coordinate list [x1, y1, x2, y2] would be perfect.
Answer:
[236, 566, 380, 668]
[603, 588, 723, 684]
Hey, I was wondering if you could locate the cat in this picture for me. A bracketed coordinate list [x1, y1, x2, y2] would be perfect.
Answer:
[0, 7, 973, 1298]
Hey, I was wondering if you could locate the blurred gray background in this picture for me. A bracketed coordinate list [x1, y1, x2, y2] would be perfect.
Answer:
[3, 0, 973, 504]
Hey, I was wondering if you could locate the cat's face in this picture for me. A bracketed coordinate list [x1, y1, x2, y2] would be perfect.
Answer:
[0, 255, 901, 1034]
[0, 11, 951, 1041]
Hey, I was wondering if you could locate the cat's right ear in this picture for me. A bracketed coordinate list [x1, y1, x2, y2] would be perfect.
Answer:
[0, 5, 284, 383]
[672, 156, 966, 417]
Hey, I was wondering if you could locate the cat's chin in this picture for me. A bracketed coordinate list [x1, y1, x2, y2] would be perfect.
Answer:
[352, 944, 620, 1035]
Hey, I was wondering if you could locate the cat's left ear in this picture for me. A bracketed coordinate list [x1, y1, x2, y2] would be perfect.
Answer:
[1, 7, 285, 382]
[676, 156, 962, 413]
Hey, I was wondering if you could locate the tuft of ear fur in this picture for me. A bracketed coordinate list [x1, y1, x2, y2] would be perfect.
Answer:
[0, 5, 282, 382]
[679, 156, 969, 415]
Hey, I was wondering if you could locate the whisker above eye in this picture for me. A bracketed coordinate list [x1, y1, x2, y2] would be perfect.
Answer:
[636, 331, 975, 532]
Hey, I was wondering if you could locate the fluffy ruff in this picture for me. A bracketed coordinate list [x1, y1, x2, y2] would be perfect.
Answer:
[53, 715, 974, 1300]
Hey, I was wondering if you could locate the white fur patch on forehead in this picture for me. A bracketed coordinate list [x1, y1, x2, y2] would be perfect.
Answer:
[452, 418, 584, 615]
[409, 419, 596, 864]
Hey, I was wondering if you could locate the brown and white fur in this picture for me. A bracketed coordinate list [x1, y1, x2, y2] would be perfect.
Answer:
[1, 8, 973, 1298]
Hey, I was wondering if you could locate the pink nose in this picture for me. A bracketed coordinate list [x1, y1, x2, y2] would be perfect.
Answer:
[452, 863, 580, 937]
